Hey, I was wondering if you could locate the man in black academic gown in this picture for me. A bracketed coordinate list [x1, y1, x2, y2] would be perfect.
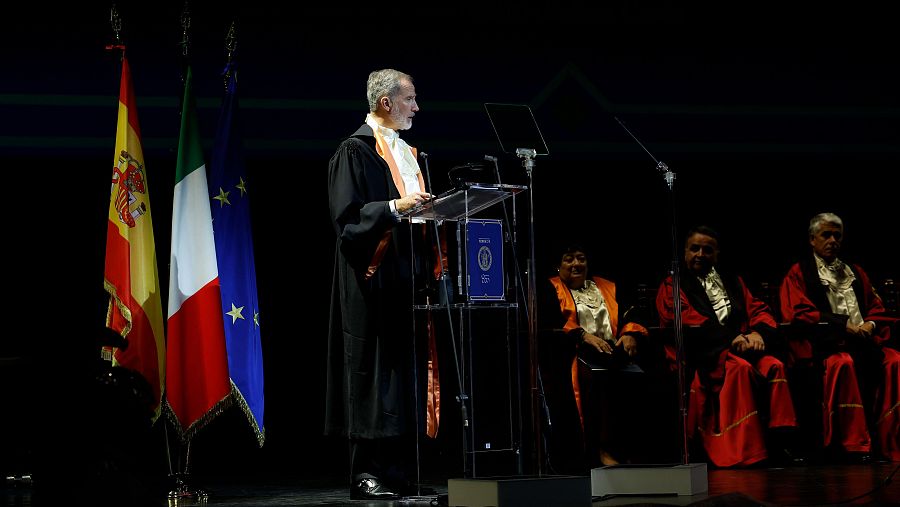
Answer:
[325, 69, 433, 500]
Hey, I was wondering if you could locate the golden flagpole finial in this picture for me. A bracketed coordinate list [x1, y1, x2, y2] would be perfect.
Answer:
[179, 0, 192, 58]
[110, 3, 122, 43]
[106, 3, 126, 58]
[223, 21, 238, 88]
[225, 21, 237, 64]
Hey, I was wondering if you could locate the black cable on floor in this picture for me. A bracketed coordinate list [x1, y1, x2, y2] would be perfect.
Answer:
[785, 462, 900, 507]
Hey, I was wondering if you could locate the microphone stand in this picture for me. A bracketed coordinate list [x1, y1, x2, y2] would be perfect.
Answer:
[613, 117, 689, 466]
[515, 147, 544, 475]
[419, 152, 471, 478]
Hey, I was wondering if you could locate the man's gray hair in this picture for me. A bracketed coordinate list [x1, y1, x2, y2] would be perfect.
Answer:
[808, 212, 843, 237]
[367, 69, 412, 112]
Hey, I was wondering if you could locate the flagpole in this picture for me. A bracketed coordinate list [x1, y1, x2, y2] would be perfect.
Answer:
[211, 17, 267, 448]
[106, 3, 178, 500]
[166, 4, 209, 500]
[163, 417, 174, 478]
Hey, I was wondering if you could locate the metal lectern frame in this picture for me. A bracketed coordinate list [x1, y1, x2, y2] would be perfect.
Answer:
[403, 183, 526, 478]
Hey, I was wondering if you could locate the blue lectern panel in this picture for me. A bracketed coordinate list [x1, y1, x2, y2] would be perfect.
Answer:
[466, 219, 504, 301]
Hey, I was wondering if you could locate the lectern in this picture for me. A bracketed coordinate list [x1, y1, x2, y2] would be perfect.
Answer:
[404, 182, 526, 478]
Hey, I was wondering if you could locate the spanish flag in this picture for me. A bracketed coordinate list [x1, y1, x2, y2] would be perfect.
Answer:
[104, 54, 166, 423]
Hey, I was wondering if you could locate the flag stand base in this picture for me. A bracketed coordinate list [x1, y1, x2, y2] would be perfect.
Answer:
[167, 473, 208, 505]
[591, 463, 708, 497]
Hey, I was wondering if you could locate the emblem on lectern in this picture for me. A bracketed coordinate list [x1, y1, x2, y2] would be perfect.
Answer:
[478, 246, 492, 271]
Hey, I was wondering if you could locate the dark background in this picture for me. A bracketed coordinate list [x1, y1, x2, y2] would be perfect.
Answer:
[3, 2, 899, 497]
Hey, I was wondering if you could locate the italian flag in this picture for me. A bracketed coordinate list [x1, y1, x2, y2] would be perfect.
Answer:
[165, 66, 231, 441]
[104, 54, 166, 423]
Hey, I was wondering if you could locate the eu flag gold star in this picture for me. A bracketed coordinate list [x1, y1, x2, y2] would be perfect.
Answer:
[226, 302, 245, 324]
[214, 187, 231, 207]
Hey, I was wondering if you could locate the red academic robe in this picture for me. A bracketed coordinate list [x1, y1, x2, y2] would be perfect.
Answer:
[780, 258, 899, 461]
[657, 272, 798, 467]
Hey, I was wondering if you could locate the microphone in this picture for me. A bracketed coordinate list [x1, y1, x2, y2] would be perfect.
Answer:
[484, 154, 502, 185]
[420, 151, 434, 198]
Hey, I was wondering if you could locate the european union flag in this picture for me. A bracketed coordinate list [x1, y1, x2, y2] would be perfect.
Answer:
[209, 61, 265, 445]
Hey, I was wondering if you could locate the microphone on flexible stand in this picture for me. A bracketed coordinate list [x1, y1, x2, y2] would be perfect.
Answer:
[416, 152, 436, 208]
[614, 116, 674, 189]
[419, 151, 434, 199]
[613, 114, 690, 467]
[484, 154, 500, 184]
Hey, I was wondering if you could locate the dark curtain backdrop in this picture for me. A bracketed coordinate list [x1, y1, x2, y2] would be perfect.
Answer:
[3, 3, 898, 487]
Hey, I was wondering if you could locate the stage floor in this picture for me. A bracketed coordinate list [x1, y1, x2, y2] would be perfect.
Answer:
[5, 462, 899, 506]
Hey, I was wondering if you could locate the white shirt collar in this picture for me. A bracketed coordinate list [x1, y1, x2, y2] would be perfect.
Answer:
[365, 114, 398, 143]
[364, 113, 421, 194]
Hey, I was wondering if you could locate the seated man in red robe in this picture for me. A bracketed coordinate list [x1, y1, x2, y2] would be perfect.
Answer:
[780, 212, 899, 462]
[656, 225, 801, 467]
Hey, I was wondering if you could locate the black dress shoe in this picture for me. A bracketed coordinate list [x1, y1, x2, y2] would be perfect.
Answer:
[350, 477, 399, 500]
